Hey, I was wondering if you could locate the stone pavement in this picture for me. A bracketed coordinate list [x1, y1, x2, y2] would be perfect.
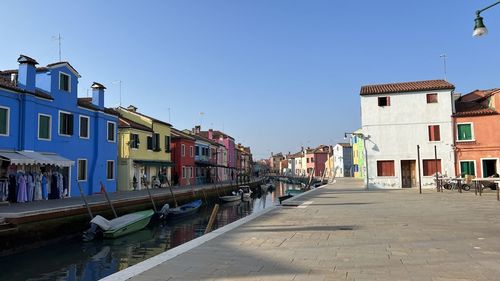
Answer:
[115, 178, 500, 281]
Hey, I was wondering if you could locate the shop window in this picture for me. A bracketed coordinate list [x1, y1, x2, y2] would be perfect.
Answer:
[428, 125, 441, 141]
[457, 123, 473, 141]
[427, 93, 438, 103]
[423, 159, 442, 176]
[59, 111, 74, 136]
[377, 160, 395, 176]
[38, 114, 51, 140]
[77, 159, 87, 181]
[0, 107, 9, 136]
[107, 161, 115, 180]
[378, 96, 390, 107]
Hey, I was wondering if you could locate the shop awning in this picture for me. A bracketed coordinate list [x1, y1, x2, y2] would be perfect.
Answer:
[0, 150, 74, 166]
[134, 160, 173, 167]
[0, 151, 36, 165]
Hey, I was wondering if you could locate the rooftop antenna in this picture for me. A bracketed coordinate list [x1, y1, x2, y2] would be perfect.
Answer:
[439, 53, 447, 81]
[51, 33, 63, 62]
[112, 80, 122, 107]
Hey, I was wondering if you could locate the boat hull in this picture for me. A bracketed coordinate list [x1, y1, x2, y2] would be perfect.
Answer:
[219, 195, 241, 202]
[103, 210, 154, 239]
[167, 200, 203, 220]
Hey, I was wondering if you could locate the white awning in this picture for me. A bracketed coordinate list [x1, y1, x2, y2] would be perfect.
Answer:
[0, 150, 74, 166]
[0, 151, 36, 165]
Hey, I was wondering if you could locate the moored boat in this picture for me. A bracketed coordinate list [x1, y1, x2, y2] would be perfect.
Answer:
[219, 195, 241, 203]
[83, 209, 154, 241]
[159, 199, 203, 220]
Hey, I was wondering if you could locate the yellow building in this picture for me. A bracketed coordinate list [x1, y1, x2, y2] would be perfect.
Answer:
[351, 128, 365, 179]
[116, 106, 172, 191]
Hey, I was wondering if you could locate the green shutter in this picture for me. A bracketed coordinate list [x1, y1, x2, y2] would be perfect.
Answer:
[457, 124, 472, 140]
[0, 108, 7, 135]
[460, 161, 475, 176]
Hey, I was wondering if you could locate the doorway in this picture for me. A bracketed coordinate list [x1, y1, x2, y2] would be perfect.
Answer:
[482, 159, 498, 177]
[401, 160, 416, 188]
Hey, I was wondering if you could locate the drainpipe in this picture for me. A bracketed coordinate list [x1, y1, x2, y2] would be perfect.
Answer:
[89, 111, 100, 195]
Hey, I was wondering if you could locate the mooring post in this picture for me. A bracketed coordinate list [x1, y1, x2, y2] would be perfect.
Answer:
[417, 145, 422, 194]
[100, 182, 117, 218]
[77, 183, 93, 219]
[204, 204, 220, 234]
[144, 183, 158, 213]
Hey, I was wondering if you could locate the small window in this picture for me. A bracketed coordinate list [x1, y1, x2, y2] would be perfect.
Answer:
[107, 122, 116, 142]
[153, 133, 160, 151]
[77, 159, 87, 181]
[0, 107, 9, 136]
[457, 123, 473, 141]
[59, 112, 74, 136]
[311, 157, 314, 163]
[164, 136, 170, 152]
[147, 136, 153, 150]
[423, 159, 442, 176]
[79, 116, 89, 139]
[106, 161, 115, 180]
[59, 72, 70, 92]
[130, 134, 140, 149]
[181, 144, 185, 157]
[378, 96, 390, 107]
[190, 146, 194, 157]
[195, 146, 200, 156]
[428, 125, 441, 141]
[182, 166, 186, 178]
[460, 161, 476, 177]
[377, 160, 395, 176]
[38, 114, 51, 140]
[426, 93, 438, 103]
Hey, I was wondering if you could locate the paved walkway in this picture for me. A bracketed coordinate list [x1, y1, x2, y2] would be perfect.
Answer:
[110, 178, 500, 281]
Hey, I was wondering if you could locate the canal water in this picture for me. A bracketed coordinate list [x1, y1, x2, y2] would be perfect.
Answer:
[0, 181, 303, 281]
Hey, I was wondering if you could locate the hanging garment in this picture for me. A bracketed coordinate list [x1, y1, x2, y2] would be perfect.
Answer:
[27, 173, 34, 202]
[57, 173, 64, 199]
[34, 173, 42, 201]
[49, 173, 60, 199]
[0, 181, 8, 201]
[41, 174, 47, 200]
[17, 173, 28, 203]
[8, 174, 17, 202]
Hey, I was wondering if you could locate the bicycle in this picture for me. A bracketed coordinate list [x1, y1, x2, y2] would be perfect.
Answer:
[442, 178, 471, 191]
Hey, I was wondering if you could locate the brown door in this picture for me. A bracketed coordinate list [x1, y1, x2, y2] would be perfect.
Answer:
[401, 160, 416, 188]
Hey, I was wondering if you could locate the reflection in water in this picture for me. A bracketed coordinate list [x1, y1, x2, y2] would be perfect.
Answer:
[0, 182, 299, 281]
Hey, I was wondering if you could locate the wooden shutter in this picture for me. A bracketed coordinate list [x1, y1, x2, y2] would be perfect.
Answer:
[377, 161, 395, 176]
[386, 97, 391, 106]
[423, 159, 441, 176]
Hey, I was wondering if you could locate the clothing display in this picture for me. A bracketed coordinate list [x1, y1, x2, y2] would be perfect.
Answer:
[0, 180, 8, 201]
[17, 172, 28, 203]
[34, 173, 42, 201]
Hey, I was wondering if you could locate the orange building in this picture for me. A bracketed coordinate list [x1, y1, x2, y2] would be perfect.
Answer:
[454, 89, 500, 178]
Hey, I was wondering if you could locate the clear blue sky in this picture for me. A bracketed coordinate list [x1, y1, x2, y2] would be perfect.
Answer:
[1, 1, 499, 159]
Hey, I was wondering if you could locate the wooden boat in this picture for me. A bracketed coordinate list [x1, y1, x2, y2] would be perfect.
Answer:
[160, 199, 202, 220]
[83, 209, 154, 241]
[220, 193, 241, 203]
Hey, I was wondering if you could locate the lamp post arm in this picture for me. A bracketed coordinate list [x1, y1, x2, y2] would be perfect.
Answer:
[477, 1, 500, 15]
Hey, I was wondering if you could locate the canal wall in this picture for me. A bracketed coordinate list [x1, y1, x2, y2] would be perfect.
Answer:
[0, 180, 263, 256]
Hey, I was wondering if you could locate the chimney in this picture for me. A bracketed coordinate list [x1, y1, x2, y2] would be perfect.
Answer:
[17, 55, 38, 92]
[127, 105, 138, 112]
[208, 129, 213, 139]
[91, 82, 106, 109]
[194, 125, 201, 134]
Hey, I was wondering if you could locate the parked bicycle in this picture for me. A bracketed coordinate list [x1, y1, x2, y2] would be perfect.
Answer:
[442, 178, 471, 191]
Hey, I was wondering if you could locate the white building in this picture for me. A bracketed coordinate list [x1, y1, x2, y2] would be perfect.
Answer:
[360, 79, 456, 189]
[333, 143, 353, 177]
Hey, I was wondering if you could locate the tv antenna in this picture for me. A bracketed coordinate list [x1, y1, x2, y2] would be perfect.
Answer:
[52, 33, 63, 61]
[439, 53, 448, 81]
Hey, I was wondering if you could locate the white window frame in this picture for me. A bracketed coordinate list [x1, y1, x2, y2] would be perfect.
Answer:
[182, 166, 186, 179]
[79, 115, 90, 139]
[0, 106, 10, 136]
[459, 160, 476, 177]
[107, 121, 116, 142]
[106, 160, 115, 180]
[480, 158, 500, 178]
[190, 146, 194, 158]
[37, 113, 51, 141]
[58, 110, 73, 137]
[77, 159, 88, 182]
[59, 72, 71, 92]
[181, 144, 186, 157]
[456, 122, 475, 142]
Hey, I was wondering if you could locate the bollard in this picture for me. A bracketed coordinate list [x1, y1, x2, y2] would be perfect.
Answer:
[474, 181, 478, 196]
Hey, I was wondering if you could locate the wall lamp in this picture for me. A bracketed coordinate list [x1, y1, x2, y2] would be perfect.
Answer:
[473, 1, 500, 37]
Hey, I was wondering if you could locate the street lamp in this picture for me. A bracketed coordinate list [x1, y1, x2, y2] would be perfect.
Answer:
[345, 132, 370, 190]
[473, 1, 500, 37]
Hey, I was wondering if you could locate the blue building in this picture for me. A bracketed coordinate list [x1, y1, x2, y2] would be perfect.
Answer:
[0, 55, 117, 199]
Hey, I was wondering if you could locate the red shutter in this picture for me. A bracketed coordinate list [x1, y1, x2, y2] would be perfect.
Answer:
[423, 159, 441, 176]
[387, 96, 391, 106]
[428, 125, 441, 141]
[377, 160, 395, 176]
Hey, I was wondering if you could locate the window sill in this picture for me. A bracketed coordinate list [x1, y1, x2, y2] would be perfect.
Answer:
[456, 139, 476, 143]
[59, 133, 72, 137]
[38, 138, 51, 141]
[79, 136, 90, 140]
